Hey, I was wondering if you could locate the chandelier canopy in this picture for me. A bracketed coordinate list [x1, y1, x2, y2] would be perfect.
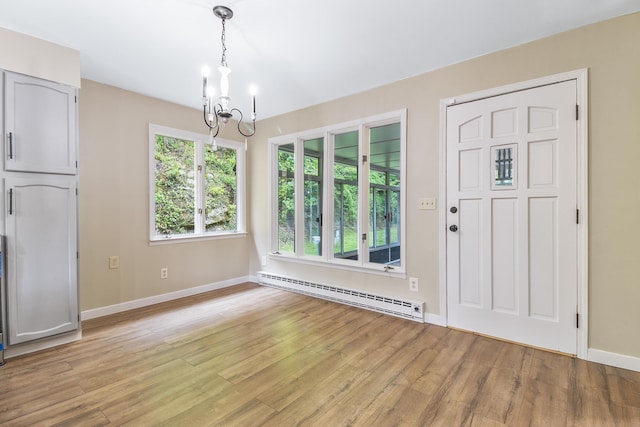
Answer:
[202, 5, 256, 144]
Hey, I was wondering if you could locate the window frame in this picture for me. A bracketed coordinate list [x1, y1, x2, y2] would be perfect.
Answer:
[149, 124, 246, 244]
[268, 110, 407, 275]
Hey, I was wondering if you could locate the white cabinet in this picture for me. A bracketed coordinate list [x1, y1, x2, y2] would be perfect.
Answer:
[5, 176, 78, 344]
[1, 70, 79, 348]
[4, 72, 77, 175]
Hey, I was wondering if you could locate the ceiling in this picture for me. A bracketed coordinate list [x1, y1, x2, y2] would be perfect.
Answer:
[1, 0, 639, 120]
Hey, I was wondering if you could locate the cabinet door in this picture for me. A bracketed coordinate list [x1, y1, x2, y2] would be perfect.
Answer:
[5, 72, 77, 174]
[5, 176, 78, 344]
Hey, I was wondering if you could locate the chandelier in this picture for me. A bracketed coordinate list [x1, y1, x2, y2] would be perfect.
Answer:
[201, 5, 256, 145]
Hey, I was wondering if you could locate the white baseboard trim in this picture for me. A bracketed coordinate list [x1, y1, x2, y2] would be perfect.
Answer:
[588, 348, 640, 372]
[81, 276, 252, 321]
[424, 312, 446, 327]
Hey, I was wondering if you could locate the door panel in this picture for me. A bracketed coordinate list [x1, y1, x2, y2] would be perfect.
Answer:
[528, 197, 558, 320]
[458, 198, 482, 307]
[5, 176, 79, 344]
[5, 72, 77, 175]
[446, 81, 577, 354]
[491, 197, 518, 314]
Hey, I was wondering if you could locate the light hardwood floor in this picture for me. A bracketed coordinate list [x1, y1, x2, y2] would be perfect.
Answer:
[1, 283, 639, 426]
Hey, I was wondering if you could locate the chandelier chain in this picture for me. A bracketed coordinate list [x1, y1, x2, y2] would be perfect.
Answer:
[220, 17, 228, 67]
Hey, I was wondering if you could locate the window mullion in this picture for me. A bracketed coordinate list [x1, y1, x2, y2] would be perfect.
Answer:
[294, 138, 305, 257]
[359, 124, 370, 265]
[194, 140, 205, 235]
[323, 132, 332, 262]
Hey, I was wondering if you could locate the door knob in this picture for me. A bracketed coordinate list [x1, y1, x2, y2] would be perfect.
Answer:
[449, 225, 458, 232]
[450, 206, 458, 213]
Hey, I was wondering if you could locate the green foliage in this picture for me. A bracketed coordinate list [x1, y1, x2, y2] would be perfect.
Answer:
[277, 147, 295, 250]
[204, 145, 237, 231]
[155, 136, 195, 235]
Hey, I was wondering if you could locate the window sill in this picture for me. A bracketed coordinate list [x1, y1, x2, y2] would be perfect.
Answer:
[149, 232, 247, 246]
[268, 252, 406, 279]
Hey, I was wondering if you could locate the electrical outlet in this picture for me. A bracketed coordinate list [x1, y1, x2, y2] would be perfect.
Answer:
[160, 267, 168, 279]
[419, 197, 437, 210]
[409, 277, 419, 292]
[109, 256, 120, 269]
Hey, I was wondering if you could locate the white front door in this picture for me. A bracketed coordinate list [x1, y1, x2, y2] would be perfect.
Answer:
[446, 81, 577, 354]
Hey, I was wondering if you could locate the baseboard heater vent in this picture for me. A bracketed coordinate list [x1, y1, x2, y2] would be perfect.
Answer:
[257, 271, 424, 322]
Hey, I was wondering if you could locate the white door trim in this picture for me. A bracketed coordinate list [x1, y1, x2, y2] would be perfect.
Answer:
[438, 69, 589, 359]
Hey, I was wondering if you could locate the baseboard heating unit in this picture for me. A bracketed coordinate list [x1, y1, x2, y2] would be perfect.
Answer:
[257, 271, 425, 322]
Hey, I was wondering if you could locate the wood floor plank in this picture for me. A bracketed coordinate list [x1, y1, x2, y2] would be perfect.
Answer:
[1, 283, 639, 426]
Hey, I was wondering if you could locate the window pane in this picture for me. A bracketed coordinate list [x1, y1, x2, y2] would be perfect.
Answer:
[278, 144, 295, 253]
[334, 131, 359, 260]
[304, 138, 323, 256]
[154, 135, 195, 236]
[493, 145, 516, 188]
[370, 188, 387, 248]
[390, 190, 400, 245]
[204, 145, 237, 232]
[369, 123, 401, 266]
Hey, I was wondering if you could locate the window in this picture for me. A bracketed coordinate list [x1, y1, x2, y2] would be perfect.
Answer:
[269, 110, 406, 273]
[304, 137, 324, 256]
[491, 144, 517, 190]
[333, 130, 360, 261]
[149, 124, 245, 242]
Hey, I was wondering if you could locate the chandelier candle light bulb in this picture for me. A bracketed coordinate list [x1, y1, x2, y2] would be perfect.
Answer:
[250, 84, 257, 119]
[201, 66, 210, 100]
[200, 5, 256, 138]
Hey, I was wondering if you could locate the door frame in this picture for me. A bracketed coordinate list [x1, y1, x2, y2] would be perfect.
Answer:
[438, 69, 589, 359]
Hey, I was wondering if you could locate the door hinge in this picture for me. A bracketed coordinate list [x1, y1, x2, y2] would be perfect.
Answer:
[197, 165, 203, 172]
[576, 209, 579, 224]
[576, 312, 579, 328]
[362, 155, 367, 164]
[575, 104, 579, 121]
[76, 188, 78, 196]
[361, 233, 367, 242]
[75, 95, 77, 103]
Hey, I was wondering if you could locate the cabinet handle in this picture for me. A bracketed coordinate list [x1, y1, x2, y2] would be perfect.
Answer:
[7, 132, 13, 159]
[8, 188, 13, 215]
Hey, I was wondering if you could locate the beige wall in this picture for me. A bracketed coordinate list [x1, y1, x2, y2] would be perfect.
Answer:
[78, 81, 250, 311]
[249, 12, 640, 358]
[0, 27, 80, 87]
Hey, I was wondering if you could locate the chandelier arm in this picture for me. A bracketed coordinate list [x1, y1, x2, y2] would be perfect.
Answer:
[212, 124, 221, 138]
[230, 108, 256, 137]
[203, 105, 211, 129]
